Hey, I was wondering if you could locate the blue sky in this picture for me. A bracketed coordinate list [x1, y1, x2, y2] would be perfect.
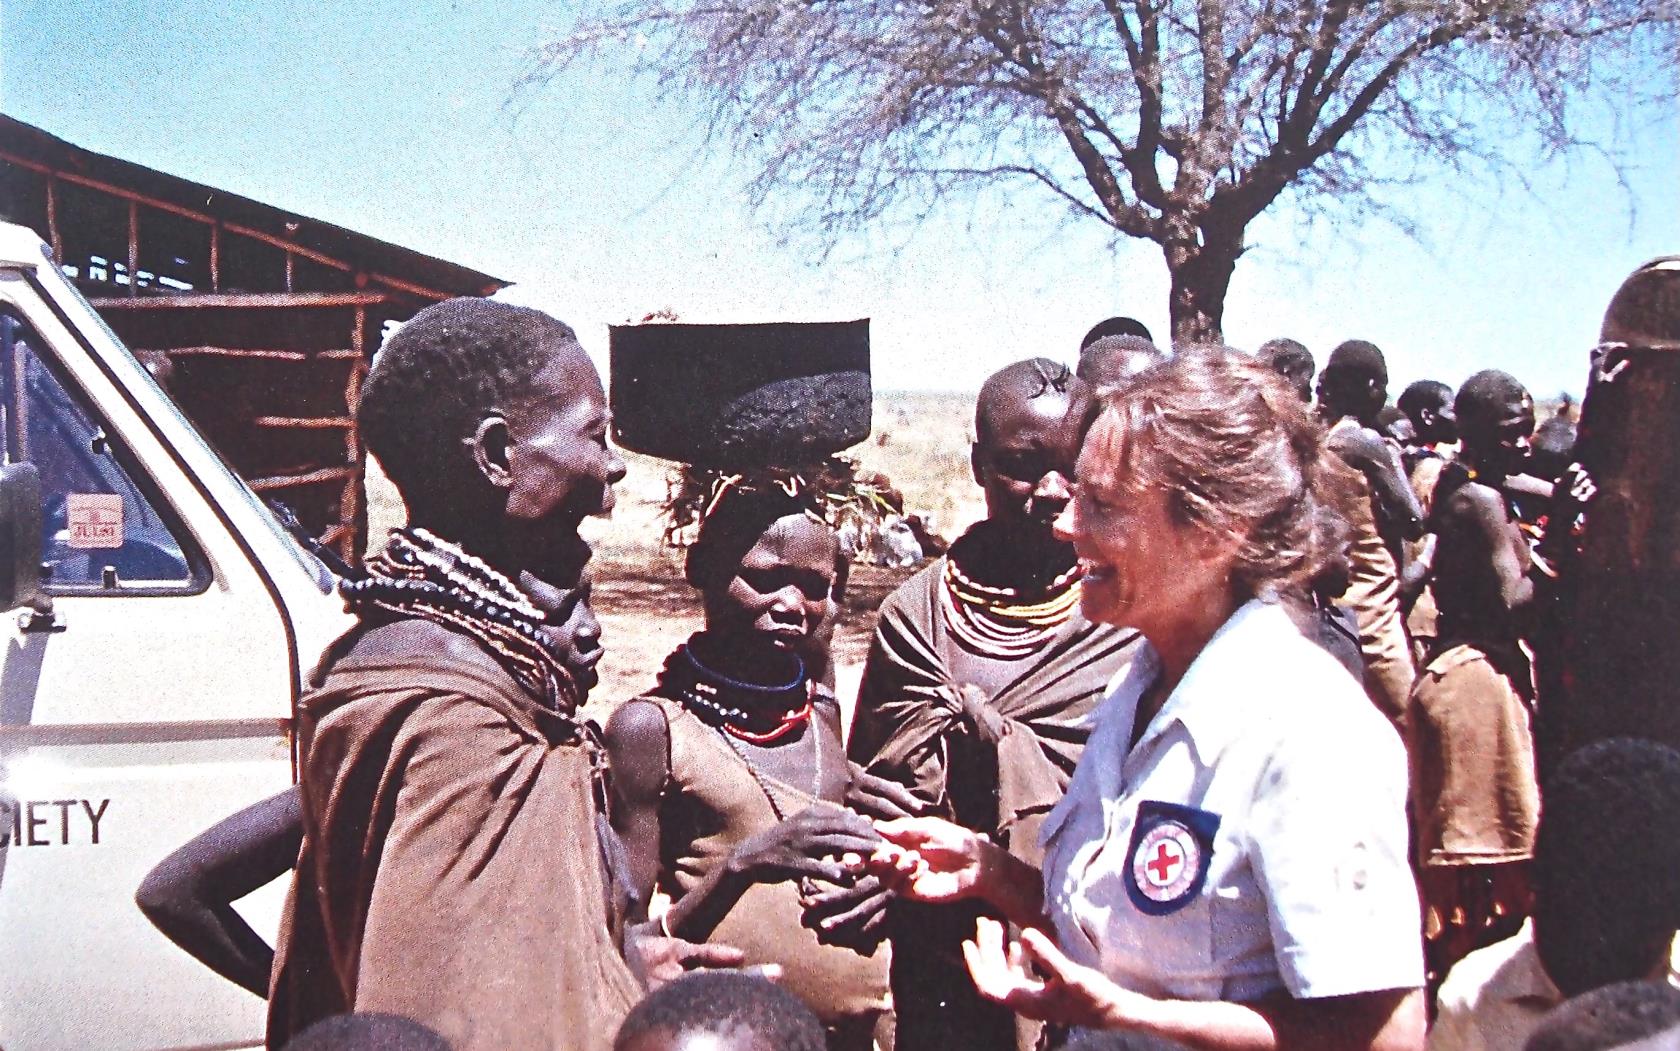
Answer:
[4, 0, 1676, 398]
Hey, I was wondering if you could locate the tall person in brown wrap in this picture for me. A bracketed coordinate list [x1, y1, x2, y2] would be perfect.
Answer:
[268, 299, 652, 1051]
[849, 358, 1143, 1048]
[1317, 340, 1426, 728]
[1540, 258, 1680, 772]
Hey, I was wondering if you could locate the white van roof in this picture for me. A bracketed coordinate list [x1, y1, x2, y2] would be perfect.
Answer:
[0, 222, 48, 270]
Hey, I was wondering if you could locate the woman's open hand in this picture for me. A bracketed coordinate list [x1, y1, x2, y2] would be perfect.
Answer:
[868, 816, 991, 903]
[624, 920, 755, 989]
[963, 917, 1145, 1030]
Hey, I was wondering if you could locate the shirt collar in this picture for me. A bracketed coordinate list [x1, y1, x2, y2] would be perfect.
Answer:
[1478, 922, 1680, 1006]
[1479, 920, 1561, 1007]
[1132, 599, 1291, 763]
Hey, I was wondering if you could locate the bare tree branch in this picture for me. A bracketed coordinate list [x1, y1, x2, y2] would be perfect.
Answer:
[526, 0, 1680, 340]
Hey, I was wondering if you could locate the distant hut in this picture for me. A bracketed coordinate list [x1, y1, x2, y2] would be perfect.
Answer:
[0, 115, 506, 562]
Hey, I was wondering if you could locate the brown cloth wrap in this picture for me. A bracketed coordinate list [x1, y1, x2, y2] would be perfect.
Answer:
[267, 644, 641, 1051]
[1333, 454, 1417, 730]
[648, 696, 891, 1029]
[847, 560, 1140, 862]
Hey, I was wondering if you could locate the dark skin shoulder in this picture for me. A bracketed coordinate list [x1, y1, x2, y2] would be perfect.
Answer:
[603, 699, 673, 901]
[1435, 480, 1534, 629]
[1329, 423, 1425, 541]
[135, 788, 303, 997]
[603, 694, 879, 943]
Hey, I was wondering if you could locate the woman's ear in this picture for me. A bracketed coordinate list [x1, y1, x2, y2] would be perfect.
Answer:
[1189, 519, 1245, 574]
[470, 413, 514, 489]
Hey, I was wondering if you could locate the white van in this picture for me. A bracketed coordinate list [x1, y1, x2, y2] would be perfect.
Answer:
[0, 221, 351, 1050]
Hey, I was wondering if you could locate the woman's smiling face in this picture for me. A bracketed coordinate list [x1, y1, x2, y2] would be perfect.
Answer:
[1054, 412, 1229, 639]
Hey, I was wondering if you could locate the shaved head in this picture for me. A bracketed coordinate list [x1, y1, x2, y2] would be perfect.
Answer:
[1456, 369, 1534, 477]
[972, 358, 1088, 528]
[1258, 338, 1314, 402]
[1318, 339, 1389, 420]
[1258, 337, 1313, 373]
[1078, 335, 1167, 390]
[1399, 379, 1458, 445]
[1601, 256, 1680, 350]
[975, 358, 1080, 445]
[1325, 340, 1389, 385]
[1398, 380, 1453, 421]
[1456, 369, 1531, 426]
[1079, 316, 1153, 350]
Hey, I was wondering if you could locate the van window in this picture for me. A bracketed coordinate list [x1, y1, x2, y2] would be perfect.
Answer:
[0, 309, 195, 590]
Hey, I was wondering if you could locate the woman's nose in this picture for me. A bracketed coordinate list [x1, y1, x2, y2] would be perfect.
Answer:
[1052, 500, 1079, 543]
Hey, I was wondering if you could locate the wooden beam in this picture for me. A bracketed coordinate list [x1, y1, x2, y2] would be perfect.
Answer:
[147, 346, 361, 361]
[44, 177, 61, 263]
[89, 291, 388, 309]
[0, 150, 478, 304]
[248, 465, 356, 492]
[209, 223, 220, 292]
[127, 200, 140, 298]
[0, 153, 211, 226]
[0, 152, 354, 275]
[365, 269, 457, 302]
[250, 416, 355, 429]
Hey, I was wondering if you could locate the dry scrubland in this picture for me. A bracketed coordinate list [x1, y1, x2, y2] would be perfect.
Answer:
[363, 386, 1575, 709]
[366, 391, 984, 708]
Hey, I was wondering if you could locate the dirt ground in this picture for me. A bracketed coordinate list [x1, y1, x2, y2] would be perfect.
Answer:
[364, 391, 984, 719]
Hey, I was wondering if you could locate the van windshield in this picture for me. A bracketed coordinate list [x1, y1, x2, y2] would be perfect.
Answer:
[28, 264, 337, 593]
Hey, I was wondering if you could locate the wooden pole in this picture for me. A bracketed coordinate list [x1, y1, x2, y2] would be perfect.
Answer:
[210, 223, 221, 292]
[44, 176, 62, 264]
[127, 200, 139, 297]
[342, 304, 368, 563]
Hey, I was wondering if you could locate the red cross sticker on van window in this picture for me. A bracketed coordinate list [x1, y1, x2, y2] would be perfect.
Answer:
[1146, 841, 1182, 885]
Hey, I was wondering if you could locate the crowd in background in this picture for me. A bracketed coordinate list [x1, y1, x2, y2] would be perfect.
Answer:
[138, 259, 1680, 1051]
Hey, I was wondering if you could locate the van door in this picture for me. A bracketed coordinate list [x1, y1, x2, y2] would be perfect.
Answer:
[0, 296, 296, 1050]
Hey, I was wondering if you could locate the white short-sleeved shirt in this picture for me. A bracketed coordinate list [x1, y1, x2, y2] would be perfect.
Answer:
[1040, 599, 1424, 1002]
[1429, 920, 1680, 1051]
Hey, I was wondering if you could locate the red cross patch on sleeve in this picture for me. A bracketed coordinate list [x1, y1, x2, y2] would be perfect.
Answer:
[1124, 800, 1221, 916]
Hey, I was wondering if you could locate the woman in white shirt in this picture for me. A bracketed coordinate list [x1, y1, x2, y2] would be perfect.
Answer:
[871, 349, 1426, 1050]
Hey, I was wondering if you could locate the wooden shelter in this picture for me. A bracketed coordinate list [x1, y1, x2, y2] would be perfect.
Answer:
[0, 115, 506, 561]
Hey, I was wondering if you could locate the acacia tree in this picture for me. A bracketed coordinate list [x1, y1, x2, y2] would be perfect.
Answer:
[532, 1, 1678, 342]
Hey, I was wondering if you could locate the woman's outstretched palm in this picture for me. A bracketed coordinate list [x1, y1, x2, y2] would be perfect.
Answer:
[871, 817, 989, 903]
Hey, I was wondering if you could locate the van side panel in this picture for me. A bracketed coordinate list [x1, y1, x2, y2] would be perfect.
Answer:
[0, 268, 310, 1050]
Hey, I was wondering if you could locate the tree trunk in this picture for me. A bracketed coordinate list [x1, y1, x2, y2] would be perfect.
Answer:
[1163, 225, 1243, 347]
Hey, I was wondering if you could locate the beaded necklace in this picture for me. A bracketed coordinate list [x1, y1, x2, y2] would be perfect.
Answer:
[940, 556, 1083, 659]
[659, 638, 823, 821]
[659, 637, 814, 744]
[341, 527, 580, 717]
